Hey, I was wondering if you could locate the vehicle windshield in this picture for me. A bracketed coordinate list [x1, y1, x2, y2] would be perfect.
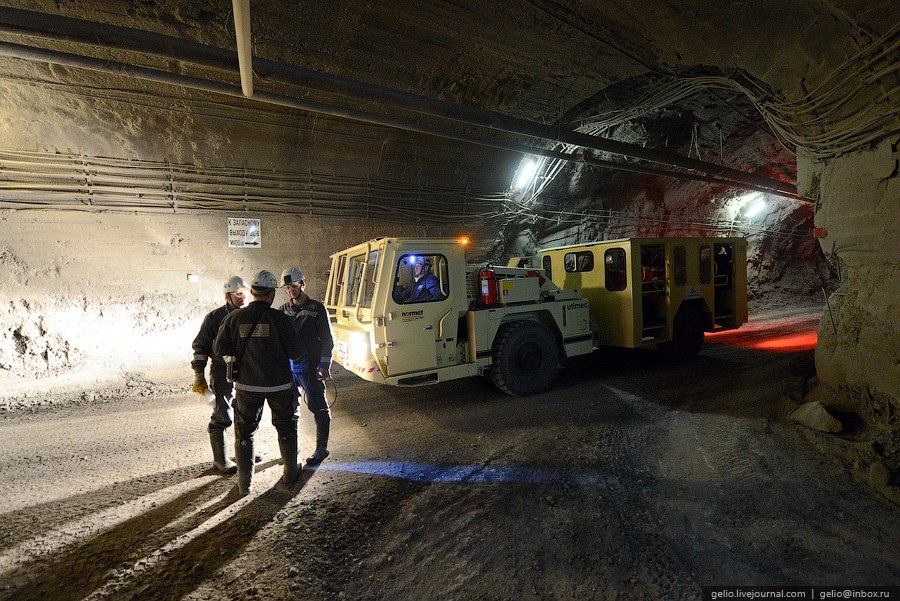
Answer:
[339, 248, 380, 308]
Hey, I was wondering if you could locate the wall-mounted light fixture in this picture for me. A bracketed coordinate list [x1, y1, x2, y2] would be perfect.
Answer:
[511, 157, 538, 191]
[743, 198, 767, 219]
[187, 273, 200, 282]
[729, 191, 768, 221]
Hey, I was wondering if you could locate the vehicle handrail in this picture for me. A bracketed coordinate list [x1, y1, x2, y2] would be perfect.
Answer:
[437, 307, 453, 338]
[355, 240, 373, 324]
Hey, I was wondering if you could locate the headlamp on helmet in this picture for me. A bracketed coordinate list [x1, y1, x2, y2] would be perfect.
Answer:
[281, 266, 305, 286]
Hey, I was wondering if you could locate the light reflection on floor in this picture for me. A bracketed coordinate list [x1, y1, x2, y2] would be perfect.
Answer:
[706, 317, 819, 352]
[313, 461, 623, 489]
[746, 331, 818, 351]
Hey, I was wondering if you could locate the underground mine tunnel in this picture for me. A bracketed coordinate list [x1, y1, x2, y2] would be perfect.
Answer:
[0, 2, 897, 600]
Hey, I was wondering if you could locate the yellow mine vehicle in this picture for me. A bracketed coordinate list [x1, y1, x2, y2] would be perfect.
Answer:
[325, 236, 747, 395]
[532, 237, 748, 360]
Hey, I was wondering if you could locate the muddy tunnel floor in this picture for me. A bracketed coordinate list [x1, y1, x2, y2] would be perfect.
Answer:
[0, 305, 897, 601]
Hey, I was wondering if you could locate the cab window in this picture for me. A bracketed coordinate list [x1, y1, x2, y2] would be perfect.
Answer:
[345, 253, 369, 307]
[605, 248, 626, 291]
[542, 255, 552, 280]
[360, 249, 380, 308]
[326, 255, 346, 306]
[565, 251, 595, 272]
[392, 253, 448, 304]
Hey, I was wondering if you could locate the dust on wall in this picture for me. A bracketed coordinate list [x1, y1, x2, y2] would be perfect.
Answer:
[0, 210, 459, 406]
[804, 137, 899, 429]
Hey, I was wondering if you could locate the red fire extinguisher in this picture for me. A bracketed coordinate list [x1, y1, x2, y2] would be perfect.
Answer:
[480, 268, 500, 306]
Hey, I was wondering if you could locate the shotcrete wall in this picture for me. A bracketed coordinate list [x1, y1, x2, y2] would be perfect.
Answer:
[800, 137, 899, 427]
[0, 57, 488, 408]
[0, 210, 459, 406]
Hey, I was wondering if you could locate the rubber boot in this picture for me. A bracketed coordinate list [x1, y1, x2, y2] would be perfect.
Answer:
[305, 414, 330, 466]
[210, 431, 237, 474]
[279, 436, 300, 485]
[236, 438, 255, 495]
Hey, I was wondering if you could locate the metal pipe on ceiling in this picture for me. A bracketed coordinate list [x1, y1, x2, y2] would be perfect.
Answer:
[231, 0, 253, 97]
[0, 6, 800, 198]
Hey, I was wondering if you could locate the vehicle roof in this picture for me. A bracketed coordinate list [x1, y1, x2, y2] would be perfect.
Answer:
[329, 237, 468, 258]
[539, 236, 746, 252]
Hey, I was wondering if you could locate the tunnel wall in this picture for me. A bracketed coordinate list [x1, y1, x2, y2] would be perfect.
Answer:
[800, 137, 899, 426]
[0, 209, 461, 406]
[0, 58, 489, 407]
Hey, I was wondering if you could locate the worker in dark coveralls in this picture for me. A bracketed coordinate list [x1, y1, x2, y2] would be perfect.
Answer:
[191, 275, 249, 474]
[279, 266, 334, 466]
[213, 270, 304, 495]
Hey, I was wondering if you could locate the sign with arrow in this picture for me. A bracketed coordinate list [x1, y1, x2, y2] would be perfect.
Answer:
[228, 217, 261, 248]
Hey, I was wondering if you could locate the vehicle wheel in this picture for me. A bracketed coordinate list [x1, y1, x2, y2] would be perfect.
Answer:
[665, 314, 704, 360]
[490, 320, 559, 396]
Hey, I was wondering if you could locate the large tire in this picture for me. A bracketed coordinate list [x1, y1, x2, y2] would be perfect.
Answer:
[665, 313, 704, 361]
[490, 320, 560, 396]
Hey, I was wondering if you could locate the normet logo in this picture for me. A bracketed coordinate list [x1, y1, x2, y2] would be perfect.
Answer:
[566, 301, 588, 310]
[401, 310, 424, 321]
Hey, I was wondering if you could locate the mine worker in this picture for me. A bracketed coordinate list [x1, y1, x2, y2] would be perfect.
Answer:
[279, 266, 334, 466]
[213, 270, 304, 495]
[395, 255, 442, 303]
[191, 275, 249, 474]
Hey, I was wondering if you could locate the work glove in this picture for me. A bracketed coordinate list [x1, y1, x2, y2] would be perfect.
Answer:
[192, 371, 209, 395]
[316, 366, 331, 380]
[290, 359, 304, 375]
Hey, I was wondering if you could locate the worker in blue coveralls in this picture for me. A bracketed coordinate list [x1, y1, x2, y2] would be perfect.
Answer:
[279, 266, 335, 466]
[394, 256, 442, 303]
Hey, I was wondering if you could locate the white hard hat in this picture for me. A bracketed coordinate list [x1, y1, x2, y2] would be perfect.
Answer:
[251, 270, 278, 291]
[223, 275, 249, 293]
[281, 266, 305, 286]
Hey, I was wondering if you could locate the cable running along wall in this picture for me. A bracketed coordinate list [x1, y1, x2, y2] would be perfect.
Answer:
[0, 150, 508, 223]
[574, 22, 900, 160]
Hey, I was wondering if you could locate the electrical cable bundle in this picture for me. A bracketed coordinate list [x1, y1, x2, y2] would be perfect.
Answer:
[575, 22, 899, 160]
[0, 149, 507, 223]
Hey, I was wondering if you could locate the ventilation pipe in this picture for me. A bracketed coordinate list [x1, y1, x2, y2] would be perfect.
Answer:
[232, 0, 253, 97]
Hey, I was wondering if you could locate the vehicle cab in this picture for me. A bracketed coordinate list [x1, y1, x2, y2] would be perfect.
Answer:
[324, 237, 470, 385]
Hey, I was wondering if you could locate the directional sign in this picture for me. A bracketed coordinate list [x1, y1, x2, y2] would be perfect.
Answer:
[228, 217, 261, 248]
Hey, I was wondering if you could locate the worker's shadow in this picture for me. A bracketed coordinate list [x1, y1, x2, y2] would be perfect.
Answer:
[0, 462, 216, 550]
[0, 462, 314, 601]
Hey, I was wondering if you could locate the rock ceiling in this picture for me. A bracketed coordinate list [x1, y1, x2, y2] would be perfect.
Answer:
[0, 1, 896, 222]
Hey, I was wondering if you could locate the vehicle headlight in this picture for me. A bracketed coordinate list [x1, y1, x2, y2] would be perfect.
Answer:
[349, 333, 370, 362]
